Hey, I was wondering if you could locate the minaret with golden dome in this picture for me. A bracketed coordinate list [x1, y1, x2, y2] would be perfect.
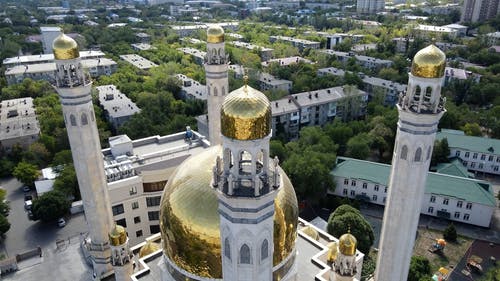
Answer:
[205, 24, 229, 145]
[52, 33, 115, 278]
[374, 44, 447, 281]
[213, 79, 281, 281]
[109, 224, 133, 281]
[331, 231, 359, 281]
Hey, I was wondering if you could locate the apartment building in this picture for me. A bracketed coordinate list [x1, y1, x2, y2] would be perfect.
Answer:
[119, 54, 158, 70]
[258, 72, 292, 93]
[177, 47, 206, 65]
[269, 35, 320, 51]
[0, 98, 40, 151]
[228, 41, 274, 61]
[97, 85, 141, 130]
[175, 74, 207, 100]
[320, 50, 393, 70]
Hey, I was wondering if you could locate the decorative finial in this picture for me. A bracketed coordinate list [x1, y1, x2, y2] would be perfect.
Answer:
[243, 74, 249, 88]
[348, 225, 351, 233]
[431, 37, 436, 44]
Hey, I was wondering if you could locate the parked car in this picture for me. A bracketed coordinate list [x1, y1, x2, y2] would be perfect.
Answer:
[24, 194, 32, 201]
[57, 218, 66, 227]
[27, 210, 34, 220]
[24, 200, 33, 210]
[22, 186, 31, 193]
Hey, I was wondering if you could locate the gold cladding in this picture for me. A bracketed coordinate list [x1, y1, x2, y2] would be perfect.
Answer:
[327, 242, 338, 262]
[338, 233, 357, 256]
[410, 44, 446, 78]
[159, 146, 298, 278]
[139, 241, 161, 258]
[52, 33, 80, 60]
[221, 85, 271, 140]
[109, 224, 127, 246]
[207, 25, 224, 43]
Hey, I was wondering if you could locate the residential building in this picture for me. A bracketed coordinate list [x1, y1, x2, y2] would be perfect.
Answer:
[443, 67, 481, 86]
[171, 22, 238, 37]
[175, 74, 207, 100]
[436, 129, 500, 175]
[262, 56, 313, 67]
[320, 50, 393, 70]
[462, 0, 499, 22]
[330, 157, 496, 227]
[3, 50, 106, 66]
[119, 54, 158, 70]
[131, 43, 156, 51]
[177, 47, 206, 65]
[259, 72, 292, 93]
[270, 96, 300, 139]
[356, 0, 384, 14]
[0, 98, 40, 151]
[228, 41, 274, 61]
[96, 85, 141, 130]
[414, 24, 459, 40]
[40, 26, 62, 54]
[169, 5, 198, 16]
[269, 36, 320, 51]
[320, 33, 364, 49]
[351, 43, 377, 53]
[135, 32, 151, 43]
[486, 31, 500, 46]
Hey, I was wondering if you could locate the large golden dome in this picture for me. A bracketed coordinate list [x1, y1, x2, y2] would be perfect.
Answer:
[139, 241, 161, 258]
[207, 25, 224, 43]
[159, 146, 298, 278]
[221, 85, 271, 141]
[338, 232, 357, 256]
[411, 44, 446, 78]
[52, 33, 79, 60]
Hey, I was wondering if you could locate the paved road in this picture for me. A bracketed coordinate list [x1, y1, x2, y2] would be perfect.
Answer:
[0, 177, 88, 257]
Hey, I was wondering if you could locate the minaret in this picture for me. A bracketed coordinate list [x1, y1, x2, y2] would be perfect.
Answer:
[213, 79, 278, 281]
[109, 225, 134, 281]
[52, 34, 114, 278]
[374, 45, 446, 281]
[205, 24, 229, 145]
[332, 232, 359, 281]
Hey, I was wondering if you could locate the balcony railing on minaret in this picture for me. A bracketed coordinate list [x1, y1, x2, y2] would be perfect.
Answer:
[55, 62, 91, 88]
[397, 90, 446, 114]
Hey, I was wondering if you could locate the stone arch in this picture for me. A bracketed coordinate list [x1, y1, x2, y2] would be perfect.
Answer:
[414, 147, 422, 162]
[239, 244, 251, 264]
[214, 87, 218, 96]
[413, 85, 422, 101]
[260, 239, 269, 261]
[224, 237, 231, 260]
[424, 86, 433, 102]
[81, 113, 88, 126]
[222, 86, 225, 96]
[70, 114, 77, 126]
[426, 146, 432, 160]
[401, 145, 408, 160]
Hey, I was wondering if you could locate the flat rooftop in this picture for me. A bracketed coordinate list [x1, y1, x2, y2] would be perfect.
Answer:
[229, 41, 273, 52]
[3, 51, 105, 65]
[177, 47, 206, 59]
[119, 54, 158, 70]
[131, 43, 156, 51]
[259, 72, 291, 86]
[262, 56, 313, 67]
[0, 98, 40, 141]
[96, 85, 141, 119]
[271, 96, 300, 116]
[292, 86, 366, 107]
[175, 74, 207, 100]
[5, 58, 117, 76]
[270, 35, 320, 45]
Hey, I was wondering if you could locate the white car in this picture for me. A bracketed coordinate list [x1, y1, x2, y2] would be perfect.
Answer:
[57, 218, 66, 227]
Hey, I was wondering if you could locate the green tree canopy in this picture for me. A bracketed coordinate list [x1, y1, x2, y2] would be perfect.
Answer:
[32, 190, 70, 222]
[53, 164, 79, 200]
[443, 223, 457, 242]
[12, 161, 40, 188]
[408, 256, 432, 281]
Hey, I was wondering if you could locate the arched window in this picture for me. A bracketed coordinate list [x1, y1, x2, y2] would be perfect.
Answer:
[207, 86, 211, 96]
[413, 86, 421, 101]
[414, 147, 422, 162]
[81, 113, 88, 125]
[426, 146, 431, 160]
[224, 238, 231, 260]
[401, 145, 408, 160]
[240, 244, 251, 264]
[214, 87, 218, 96]
[222, 86, 225, 96]
[424, 87, 432, 102]
[261, 239, 268, 261]
[70, 114, 77, 126]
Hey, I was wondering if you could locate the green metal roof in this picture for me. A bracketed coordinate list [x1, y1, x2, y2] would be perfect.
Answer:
[434, 158, 474, 178]
[332, 157, 496, 206]
[436, 130, 500, 155]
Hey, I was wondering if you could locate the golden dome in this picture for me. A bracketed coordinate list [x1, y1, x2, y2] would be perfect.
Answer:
[411, 44, 446, 78]
[52, 33, 79, 60]
[327, 242, 338, 263]
[221, 85, 271, 141]
[139, 241, 161, 258]
[207, 25, 224, 43]
[109, 224, 127, 246]
[338, 232, 357, 256]
[159, 146, 298, 278]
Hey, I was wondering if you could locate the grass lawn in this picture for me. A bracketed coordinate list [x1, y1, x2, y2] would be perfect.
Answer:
[413, 227, 473, 273]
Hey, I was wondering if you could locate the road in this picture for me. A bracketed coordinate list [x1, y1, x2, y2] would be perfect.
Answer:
[0, 177, 87, 257]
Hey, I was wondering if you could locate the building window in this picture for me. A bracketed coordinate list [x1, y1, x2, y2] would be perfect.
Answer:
[81, 113, 88, 125]
[150, 225, 160, 234]
[427, 146, 431, 160]
[481, 154, 486, 160]
[112, 204, 124, 216]
[224, 238, 231, 260]
[466, 203, 472, 209]
[463, 214, 470, 221]
[383, 197, 386, 203]
[471, 162, 476, 168]
[134, 216, 141, 224]
[70, 114, 77, 126]
[116, 218, 127, 228]
[430, 196, 436, 203]
[479, 163, 483, 169]
[428, 207, 433, 214]
[414, 147, 422, 162]
[473, 153, 478, 159]
[374, 185, 379, 191]
[443, 199, 449, 205]
[494, 166, 499, 172]
[455, 151, 461, 157]
[148, 211, 159, 221]
[350, 190, 355, 196]
[146, 196, 161, 207]
[344, 179, 349, 185]
[261, 239, 269, 261]
[488, 155, 493, 161]
[136, 230, 143, 237]
[129, 186, 137, 195]
[351, 180, 356, 186]
[454, 212, 460, 219]
[465, 152, 470, 158]
[343, 189, 348, 195]
[457, 201, 463, 208]
[362, 183, 367, 189]
[463, 161, 468, 166]
[240, 244, 251, 264]
[401, 145, 408, 160]
[372, 195, 377, 202]
[384, 187, 388, 193]
[132, 201, 139, 209]
[143, 181, 167, 192]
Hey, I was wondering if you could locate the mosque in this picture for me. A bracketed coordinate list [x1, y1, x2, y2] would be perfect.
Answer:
[49, 22, 446, 281]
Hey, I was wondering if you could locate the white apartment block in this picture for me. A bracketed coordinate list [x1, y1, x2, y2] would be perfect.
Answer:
[437, 129, 500, 176]
[177, 47, 206, 65]
[320, 50, 393, 70]
[119, 54, 158, 70]
[262, 56, 313, 67]
[103, 131, 210, 246]
[259, 72, 292, 93]
[228, 41, 274, 61]
[40, 26, 62, 54]
[175, 74, 207, 100]
[3, 50, 106, 66]
[96, 85, 141, 130]
[331, 157, 496, 227]
[0, 98, 40, 151]
[413, 24, 459, 40]
[269, 35, 320, 51]
[356, 0, 384, 14]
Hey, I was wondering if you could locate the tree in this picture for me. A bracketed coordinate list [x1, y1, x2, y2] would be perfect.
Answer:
[431, 138, 450, 166]
[346, 133, 371, 160]
[443, 223, 457, 242]
[0, 215, 10, 235]
[32, 190, 70, 222]
[408, 256, 431, 281]
[53, 164, 79, 199]
[327, 205, 374, 254]
[12, 161, 40, 188]
[461, 123, 482, 136]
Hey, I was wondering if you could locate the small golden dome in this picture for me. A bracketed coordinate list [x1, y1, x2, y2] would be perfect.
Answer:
[221, 85, 271, 140]
[52, 33, 79, 60]
[109, 224, 127, 246]
[139, 241, 161, 258]
[338, 232, 357, 256]
[411, 44, 446, 78]
[327, 242, 339, 263]
[207, 25, 224, 43]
